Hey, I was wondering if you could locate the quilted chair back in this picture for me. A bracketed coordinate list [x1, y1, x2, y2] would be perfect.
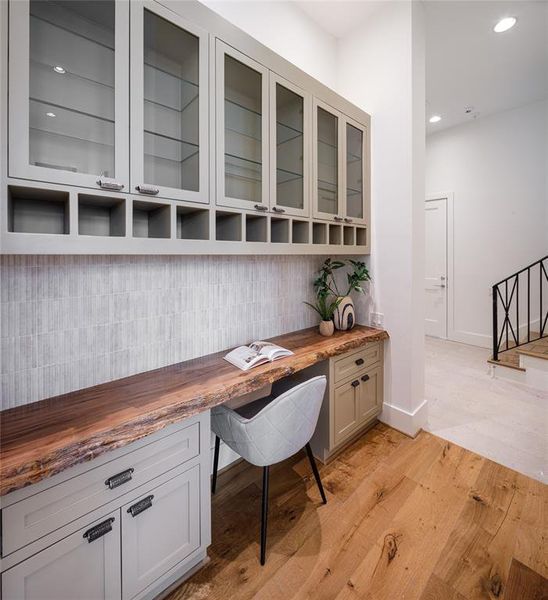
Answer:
[211, 376, 327, 467]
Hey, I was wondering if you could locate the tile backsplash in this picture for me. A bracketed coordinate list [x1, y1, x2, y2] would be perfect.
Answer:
[0, 255, 328, 410]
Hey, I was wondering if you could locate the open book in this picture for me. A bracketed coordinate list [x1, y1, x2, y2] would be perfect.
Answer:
[223, 341, 294, 371]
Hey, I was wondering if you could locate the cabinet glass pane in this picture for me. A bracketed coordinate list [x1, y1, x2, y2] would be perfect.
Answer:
[143, 10, 199, 192]
[317, 107, 338, 215]
[29, 0, 115, 176]
[346, 123, 363, 219]
[276, 84, 303, 210]
[224, 55, 262, 203]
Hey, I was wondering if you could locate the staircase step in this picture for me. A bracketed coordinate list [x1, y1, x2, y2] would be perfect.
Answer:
[489, 334, 548, 371]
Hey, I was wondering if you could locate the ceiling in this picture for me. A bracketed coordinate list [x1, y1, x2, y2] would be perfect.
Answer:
[425, 1, 548, 134]
[294, 0, 548, 135]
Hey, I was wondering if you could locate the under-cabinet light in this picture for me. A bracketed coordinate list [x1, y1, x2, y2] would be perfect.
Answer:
[53, 65, 66, 74]
[429, 115, 442, 123]
[493, 17, 517, 33]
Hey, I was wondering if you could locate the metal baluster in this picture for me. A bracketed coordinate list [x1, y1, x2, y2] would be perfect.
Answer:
[516, 274, 519, 347]
[505, 279, 508, 350]
[492, 284, 498, 361]
[527, 267, 531, 343]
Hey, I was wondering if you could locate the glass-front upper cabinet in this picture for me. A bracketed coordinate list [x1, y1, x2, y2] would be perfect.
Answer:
[216, 40, 269, 211]
[313, 99, 344, 222]
[130, 1, 208, 204]
[269, 73, 310, 218]
[9, 0, 129, 190]
[344, 117, 368, 225]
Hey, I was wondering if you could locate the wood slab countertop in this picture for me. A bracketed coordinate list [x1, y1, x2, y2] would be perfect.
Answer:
[0, 325, 388, 496]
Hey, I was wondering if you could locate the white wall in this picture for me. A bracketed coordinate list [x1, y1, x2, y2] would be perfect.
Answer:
[337, 3, 427, 435]
[202, 1, 338, 89]
[426, 99, 548, 347]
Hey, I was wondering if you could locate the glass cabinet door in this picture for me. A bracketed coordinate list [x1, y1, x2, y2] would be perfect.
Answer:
[269, 73, 310, 217]
[9, 0, 129, 190]
[313, 99, 343, 221]
[130, 1, 208, 203]
[216, 41, 269, 211]
[344, 118, 367, 225]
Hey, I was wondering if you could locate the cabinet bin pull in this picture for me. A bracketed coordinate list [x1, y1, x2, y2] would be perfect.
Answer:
[135, 184, 159, 195]
[361, 374, 370, 382]
[272, 206, 286, 213]
[105, 468, 134, 490]
[355, 358, 365, 366]
[351, 380, 360, 388]
[96, 177, 124, 191]
[127, 495, 154, 518]
[334, 216, 343, 222]
[254, 204, 268, 211]
[83, 518, 115, 543]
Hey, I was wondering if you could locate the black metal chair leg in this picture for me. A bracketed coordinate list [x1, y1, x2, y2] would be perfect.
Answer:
[211, 436, 220, 494]
[305, 443, 327, 504]
[260, 465, 270, 565]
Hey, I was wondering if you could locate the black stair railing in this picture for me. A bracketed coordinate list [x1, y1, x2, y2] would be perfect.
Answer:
[492, 255, 548, 361]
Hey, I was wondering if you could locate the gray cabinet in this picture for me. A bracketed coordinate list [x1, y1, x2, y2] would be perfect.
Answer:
[333, 380, 359, 446]
[0, 414, 210, 600]
[2, 512, 121, 600]
[215, 40, 269, 211]
[8, 0, 130, 191]
[357, 366, 382, 423]
[129, 1, 209, 204]
[121, 466, 201, 600]
[269, 72, 311, 218]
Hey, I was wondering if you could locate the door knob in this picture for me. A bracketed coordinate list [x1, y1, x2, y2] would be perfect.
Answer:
[433, 284, 446, 288]
[440, 276, 446, 281]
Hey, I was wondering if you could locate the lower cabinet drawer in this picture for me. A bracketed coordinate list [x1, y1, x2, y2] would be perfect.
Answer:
[333, 343, 380, 385]
[3, 422, 200, 556]
[121, 465, 201, 600]
[2, 511, 121, 600]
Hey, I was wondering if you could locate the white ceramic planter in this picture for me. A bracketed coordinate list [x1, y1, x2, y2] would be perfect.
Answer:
[333, 296, 355, 330]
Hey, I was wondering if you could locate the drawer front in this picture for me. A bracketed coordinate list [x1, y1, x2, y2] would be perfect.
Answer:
[3, 422, 200, 556]
[333, 343, 381, 384]
[121, 465, 201, 600]
[2, 511, 121, 600]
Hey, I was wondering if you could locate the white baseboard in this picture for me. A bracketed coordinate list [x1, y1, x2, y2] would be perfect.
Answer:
[449, 329, 491, 349]
[379, 399, 428, 437]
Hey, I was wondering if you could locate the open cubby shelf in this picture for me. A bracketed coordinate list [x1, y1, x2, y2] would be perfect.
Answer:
[292, 220, 309, 244]
[329, 224, 342, 245]
[271, 217, 290, 243]
[343, 226, 355, 246]
[356, 227, 367, 247]
[216, 211, 242, 241]
[78, 194, 125, 237]
[312, 222, 327, 245]
[8, 186, 69, 235]
[132, 201, 170, 239]
[246, 214, 268, 242]
[177, 207, 209, 240]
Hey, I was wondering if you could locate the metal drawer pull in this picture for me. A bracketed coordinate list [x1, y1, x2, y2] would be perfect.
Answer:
[361, 374, 370, 382]
[105, 468, 134, 490]
[334, 216, 343, 222]
[83, 518, 115, 543]
[127, 495, 154, 518]
[254, 204, 268, 211]
[135, 184, 159, 195]
[96, 176, 124, 191]
[355, 358, 365, 366]
[351, 380, 360, 388]
[272, 206, 286, 213]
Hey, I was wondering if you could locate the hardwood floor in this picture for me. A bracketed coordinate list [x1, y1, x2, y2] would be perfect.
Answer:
[167, 424, 547, 600]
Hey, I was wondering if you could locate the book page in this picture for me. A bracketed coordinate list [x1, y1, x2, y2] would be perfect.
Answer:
[249, 341, 293, 361]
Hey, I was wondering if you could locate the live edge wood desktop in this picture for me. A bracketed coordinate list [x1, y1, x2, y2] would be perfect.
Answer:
[0, 325, 388, 600]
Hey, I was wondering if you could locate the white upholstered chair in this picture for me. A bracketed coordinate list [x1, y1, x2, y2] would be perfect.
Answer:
[211, 375, 328, 565]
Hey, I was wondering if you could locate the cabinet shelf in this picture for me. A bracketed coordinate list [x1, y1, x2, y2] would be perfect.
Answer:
[313, 222, 327, 244]
[246, 214, 268, 242]
[31, 58, 114, 92]
[177, 206, 209, 240]
[216, 211, 242, 241]
[292, 220, 309, 244]
[132, 201, 170, 239]
[8, 186, 70, 235]
[271, 217, 290, 243]
[79, 194, 125, 237]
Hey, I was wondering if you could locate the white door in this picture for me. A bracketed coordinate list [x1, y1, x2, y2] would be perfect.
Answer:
[425, 198, 447, 338]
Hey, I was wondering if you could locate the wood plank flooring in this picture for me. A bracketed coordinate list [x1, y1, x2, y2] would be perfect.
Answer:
[167, 424, 547, 600]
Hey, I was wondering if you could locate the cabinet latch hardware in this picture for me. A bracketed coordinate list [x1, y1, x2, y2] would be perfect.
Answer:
[272, 206, 286, 213]
[135, 184, 159, 195]
[344, 218, 353, 224]
[361, 374, 370, 382]
[105, 468, 134, 490]
[333, 216, 343, 222]
[83, 518, 115, 543]
[351, 380, 360, 388]
[127, 495, 154, 518]
[96, 176, 124, 191]
[355, 358, 364, 366]
[254, 204, 268, 212]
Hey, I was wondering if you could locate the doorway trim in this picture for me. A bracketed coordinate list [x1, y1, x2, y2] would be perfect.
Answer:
[426, 191, 455, 342]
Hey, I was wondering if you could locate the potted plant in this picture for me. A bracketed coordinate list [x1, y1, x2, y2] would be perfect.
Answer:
[304, 295, 341, 336]
[308, 259, 371, 332]
[304, 259, 345, 336]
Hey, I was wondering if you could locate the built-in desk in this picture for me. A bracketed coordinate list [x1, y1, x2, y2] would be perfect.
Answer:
[0, 325, 387, 600]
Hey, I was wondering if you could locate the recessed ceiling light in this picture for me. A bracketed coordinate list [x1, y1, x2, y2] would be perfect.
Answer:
[494, 17, 517, 33]
[429, 115, 442, 123]
[53, 65, 66, 74]
[45, 112, 56, 118]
